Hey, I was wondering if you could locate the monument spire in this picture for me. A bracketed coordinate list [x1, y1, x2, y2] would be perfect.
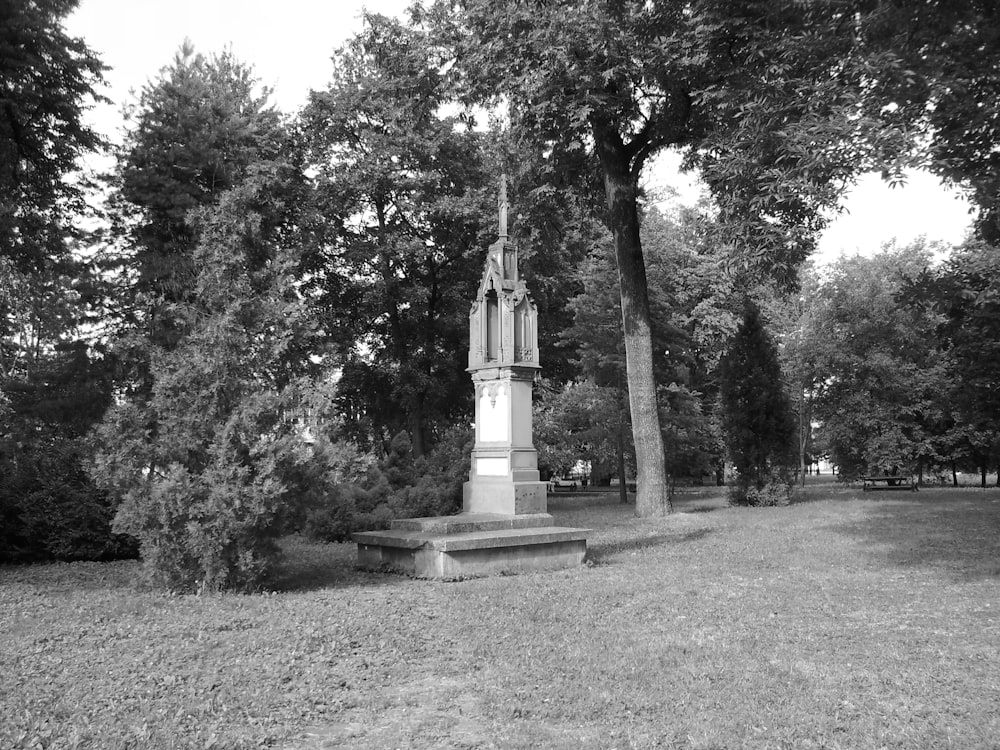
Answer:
[498, 174, 508, 239]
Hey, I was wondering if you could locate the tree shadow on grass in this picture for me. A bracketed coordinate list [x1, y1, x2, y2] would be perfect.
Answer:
[586, 528, 713, 565]
[829, 491, 1000, 582]
[265, 538, 410, 593]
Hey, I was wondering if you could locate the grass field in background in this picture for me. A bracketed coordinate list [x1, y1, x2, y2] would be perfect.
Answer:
[3, 482, 999, 749]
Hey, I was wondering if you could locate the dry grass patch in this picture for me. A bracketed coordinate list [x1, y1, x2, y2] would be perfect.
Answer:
[3, 485, 999, 748]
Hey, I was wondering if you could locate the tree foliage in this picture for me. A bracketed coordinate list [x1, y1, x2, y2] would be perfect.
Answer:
[298, 13, 491, 457]
[902, 240, 1000, 484]
[91, 159, 338, 591]
[848, 2, 1000, 244]
[0, 0, 105, 272]
[551, 204, 726, 487]
[0, 0, 124, 562]
[794, 243, 950, 480]
[110, 43, 286, 354]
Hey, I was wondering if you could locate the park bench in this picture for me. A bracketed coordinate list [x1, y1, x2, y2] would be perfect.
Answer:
[862, 475, 917, 492]
[548, 477, 582, 491]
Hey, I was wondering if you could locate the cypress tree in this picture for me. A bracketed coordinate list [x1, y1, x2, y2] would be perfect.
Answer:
[718, 300, 796, 504]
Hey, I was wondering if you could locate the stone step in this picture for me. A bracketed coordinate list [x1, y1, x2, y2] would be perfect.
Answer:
[354, 524, 589, 579]
[354, 524, 587, 552]
[389, 512, 554, 535]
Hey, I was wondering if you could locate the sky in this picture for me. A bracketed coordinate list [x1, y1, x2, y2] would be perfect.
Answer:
[66, 0, 974, 265]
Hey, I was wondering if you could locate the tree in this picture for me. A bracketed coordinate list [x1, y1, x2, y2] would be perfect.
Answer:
[556, 204, 726, 491]
[430, 0, 910, 515]
[555, 239, 634, 497]
[1, 0, 108, 425]
[767, 273, 824, 486]
[903, 240, 1000, 485]
[718, 300, 796, 504]
[90, 159, 336, 591]
[799, 243, 950, 481]
[109, 42, 285, 357]
[845, 2, 1000, 245]
[0, 0, 105, 273]
[0, 0, 128, 562]
[298, 14, 491, 457]
[91, 47, 326, 589]
[534, 379, 625, 481]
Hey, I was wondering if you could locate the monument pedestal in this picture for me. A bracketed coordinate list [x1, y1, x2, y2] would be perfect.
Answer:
[353, 513, 588, 579]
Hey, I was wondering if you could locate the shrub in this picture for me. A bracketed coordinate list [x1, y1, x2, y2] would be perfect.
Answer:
[100, 393, 291, 591]
[301, 426, 472, 542]
[92, 381, 363, 591]
[0, 434, 137, 563]
[729, 470, 794, 507]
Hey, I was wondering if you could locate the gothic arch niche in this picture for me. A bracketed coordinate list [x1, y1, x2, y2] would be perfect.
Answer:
[485, 288, 499, 361]
[514, 295, 532, 361]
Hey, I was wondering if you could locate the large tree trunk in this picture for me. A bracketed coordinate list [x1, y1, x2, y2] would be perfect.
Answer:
[616, 409, 629, 505]
[798, 386, 808, 487]
[593, 127, 671, 516]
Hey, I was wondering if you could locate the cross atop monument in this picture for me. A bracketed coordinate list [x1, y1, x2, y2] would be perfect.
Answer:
[488, 174, 518, 288]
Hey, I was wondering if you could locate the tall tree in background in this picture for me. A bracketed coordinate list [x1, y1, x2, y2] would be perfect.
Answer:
[0, 0, 105, 273]
[718, 300, 796, 504]
[109, 42, 286, 361]
[1, 0, 108, 395]
[0, 0, 128, 561]
[801, 243, 950, 480]
[767, 272, 823, 486]
[299, 14, 491, 457]
[903, 241, 1000, 485]
[431, 0, 909, 515]
[552, 204, 723, 491]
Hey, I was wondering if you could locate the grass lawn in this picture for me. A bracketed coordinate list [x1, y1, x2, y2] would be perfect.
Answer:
[3, 482, 999, 749]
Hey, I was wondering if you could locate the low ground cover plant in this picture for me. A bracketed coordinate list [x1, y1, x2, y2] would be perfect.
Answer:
[3, 484, 998, 749]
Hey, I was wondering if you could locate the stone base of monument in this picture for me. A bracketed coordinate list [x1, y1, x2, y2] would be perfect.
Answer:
[352, 513, 588, 579]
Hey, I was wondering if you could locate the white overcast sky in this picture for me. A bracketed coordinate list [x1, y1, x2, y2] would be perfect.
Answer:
[66, 0, 974, 265]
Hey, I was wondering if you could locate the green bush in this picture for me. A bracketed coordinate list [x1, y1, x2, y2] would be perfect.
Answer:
[93, 382, 367, 591]
[0, 435, 137, 563]
[301, 427, 472, 542]
[102, 396, 293, 591]
[301, 482, 387, 542]
[728, 470, 794, 507]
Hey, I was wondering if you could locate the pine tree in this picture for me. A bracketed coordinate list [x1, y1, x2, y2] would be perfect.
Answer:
[110, 42, 285, 356]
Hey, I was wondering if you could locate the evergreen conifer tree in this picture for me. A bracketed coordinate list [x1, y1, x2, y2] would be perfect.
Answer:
[718, 300, 796, 504]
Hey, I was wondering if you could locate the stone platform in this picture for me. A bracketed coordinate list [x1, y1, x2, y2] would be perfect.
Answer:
[353, 513, 588, 579]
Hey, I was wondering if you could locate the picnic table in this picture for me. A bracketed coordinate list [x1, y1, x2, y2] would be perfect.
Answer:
[862, 475, 917, 492]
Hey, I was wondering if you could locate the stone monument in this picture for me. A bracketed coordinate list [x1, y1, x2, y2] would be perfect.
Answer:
[353, 178, 588, 578]
[463, 176, 546, 516]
